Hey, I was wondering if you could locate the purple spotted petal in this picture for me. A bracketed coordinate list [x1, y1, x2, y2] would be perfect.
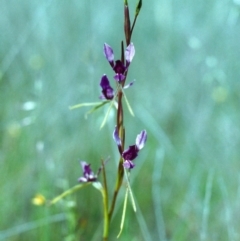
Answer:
[135, 130, 147, 151]
[122, 145, 138, 161]
[103, 43, 114, 66]
[125, 43, 135, 64]
[100, 75, 114, 100]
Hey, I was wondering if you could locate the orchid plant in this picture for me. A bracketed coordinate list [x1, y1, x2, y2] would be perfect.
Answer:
[49, 0, 146, 239]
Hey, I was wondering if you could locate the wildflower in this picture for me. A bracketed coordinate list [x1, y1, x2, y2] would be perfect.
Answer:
[78, 161, 97, 182]
[100, 74, 114, 100]
[103, 43, 135, 82]
[113, 127, 147, 169]
[32, 194, 46, 206]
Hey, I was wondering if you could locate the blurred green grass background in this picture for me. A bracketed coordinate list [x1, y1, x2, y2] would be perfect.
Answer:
[1, 0, 240, 240]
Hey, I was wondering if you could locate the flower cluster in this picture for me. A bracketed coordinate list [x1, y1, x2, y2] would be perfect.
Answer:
[79, 128, 147, 183]
[78, 161, 97, 183]
[100, 43, 135, 100]
[113, 127, 147, 169]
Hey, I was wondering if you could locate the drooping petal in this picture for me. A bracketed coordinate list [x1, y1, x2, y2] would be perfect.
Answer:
[125, 43, 135, 64]
[103, 43, 114, 66]
[135, 130, 147, 151]
[122, 145, 138, 161]
[100, 74, 110, 89]
[113, 126, 122, 148]
[123, 160, 135, 169]
[100, 75, 114, 100]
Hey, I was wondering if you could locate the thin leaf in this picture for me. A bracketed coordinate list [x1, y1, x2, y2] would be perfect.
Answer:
[49, 183, 90, 205]
[117, 188, 129, 238]
[124, 168, 137, 212]
[69, 102, 103, 110]
[100, 100, 115, 129]
[135, 0, 142, 16]
[85, 101, 110, 117]
[122, 90, 134, 116]
[130, 0, 142, 38]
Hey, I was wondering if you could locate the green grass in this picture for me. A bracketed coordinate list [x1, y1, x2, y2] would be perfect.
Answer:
[1, 0, 240, 240]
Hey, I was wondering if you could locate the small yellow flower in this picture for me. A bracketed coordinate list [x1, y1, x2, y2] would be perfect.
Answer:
[32, 194, 46, 206]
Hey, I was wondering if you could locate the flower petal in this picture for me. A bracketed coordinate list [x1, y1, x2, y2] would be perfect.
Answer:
[135, 130, 147, 150]
[114, 73, 125, 82]
[100, 74, 110, 88]
[78, 177, 88, 182]
[80, 161, 90, 173]
[122, 145, 138, 161]
[102, 88, 114, 100]
[103, 43, 114, 66]
[100, 75, 114, 100]
[123, 160, 135, 169]
[113, 126, 122, 148]
[125, 43, 135, 64]
[123, 80, 135, 89]
[113, 60, 126, 74]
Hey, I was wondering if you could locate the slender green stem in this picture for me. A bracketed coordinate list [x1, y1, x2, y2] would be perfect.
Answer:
[108, 89, 125, 220]
[108, 157, 124, 220]
[102, 160, 109, 240]
[102, 188, 109, 240]
[49, 183, 90, 205]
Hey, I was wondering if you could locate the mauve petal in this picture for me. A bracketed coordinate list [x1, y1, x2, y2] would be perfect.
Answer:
[114, 73, 125, 82]
[100, 74, 110, 88]
[80, 161, 88, 171]
[113, 126, 122, 148]
[100, 75, 114, 100]
[135, 130, 147, 150]
[123, 160, 135, 169]
[103, 43, 114, 63]
[102, 87, 114, 100]
[125, 43, 135, 63]
[79, 161, 97, 182]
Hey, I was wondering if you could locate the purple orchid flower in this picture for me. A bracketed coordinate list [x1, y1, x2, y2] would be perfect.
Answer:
[113, 127, 147, 169]
[78, 161, 97, 183]
[103, 43, 135, 82]
[100, 74, 114, 100]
